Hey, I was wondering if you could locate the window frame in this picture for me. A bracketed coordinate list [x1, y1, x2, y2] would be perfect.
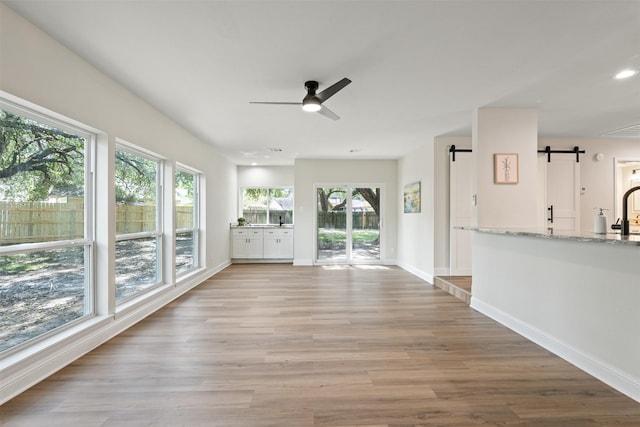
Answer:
[0, 97, 96, 354]
[175, 164, 200, 276]
[240, 186, 294, 225]
[114, 141, 164, 303]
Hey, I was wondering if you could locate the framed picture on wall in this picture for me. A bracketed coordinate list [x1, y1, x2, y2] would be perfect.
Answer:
[403, 181, 421, 213]
[494, 153, 519, 184]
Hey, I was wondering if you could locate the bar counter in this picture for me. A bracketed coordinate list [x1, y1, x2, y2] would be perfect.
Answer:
[456, 225, 640, 246]
[459, 226, 640, 403]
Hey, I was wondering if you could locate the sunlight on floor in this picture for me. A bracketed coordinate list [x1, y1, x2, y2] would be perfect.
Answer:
[355, 265, 390, 270]
[321, 265, 390, 270]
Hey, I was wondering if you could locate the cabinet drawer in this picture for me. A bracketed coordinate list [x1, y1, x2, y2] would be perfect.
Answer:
[232, 228, 263, 237]
[262, 228, 292, 237]
[264, 229, 278, 237]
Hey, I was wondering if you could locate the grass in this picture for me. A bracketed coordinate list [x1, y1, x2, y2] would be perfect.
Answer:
[318, 228, 379, 246]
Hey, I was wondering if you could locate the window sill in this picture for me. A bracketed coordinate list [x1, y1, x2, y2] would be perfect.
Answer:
[0, 315, 112, 371]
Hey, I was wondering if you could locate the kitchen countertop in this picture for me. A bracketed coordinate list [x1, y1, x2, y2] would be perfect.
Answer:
[456, 226, 640, 246]
[230, 224, 294, 229]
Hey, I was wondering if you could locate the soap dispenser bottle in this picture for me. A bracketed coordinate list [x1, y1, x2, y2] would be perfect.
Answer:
[594, 208, 608, 234]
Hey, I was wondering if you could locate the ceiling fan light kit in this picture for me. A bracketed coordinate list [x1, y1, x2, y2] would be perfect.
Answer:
[251, 77, 352, 120]
[302, 97, 321, 112]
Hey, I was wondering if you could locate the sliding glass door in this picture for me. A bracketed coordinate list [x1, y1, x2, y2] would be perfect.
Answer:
[316, 186, 381, 263]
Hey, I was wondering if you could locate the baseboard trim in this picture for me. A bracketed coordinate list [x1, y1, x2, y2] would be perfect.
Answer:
[471, 296, 640, 404]
[396, 261, 433, 285]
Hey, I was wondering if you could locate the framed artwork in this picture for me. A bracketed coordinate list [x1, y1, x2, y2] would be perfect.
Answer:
[403, 181, 421, 213]
[494, 153, 519, 184]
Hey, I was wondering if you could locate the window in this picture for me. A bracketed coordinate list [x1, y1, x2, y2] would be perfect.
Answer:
[0, 103, 93, 353]
[241, 187, 293, 225]
[114, 145, 162, 301]
[175, 167, 199, 275]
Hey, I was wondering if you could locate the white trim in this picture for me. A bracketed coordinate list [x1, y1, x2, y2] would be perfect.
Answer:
[239, 186, 294, 225]
[115, 231, 161, 241]
[396, 260, 433, 285]
[471, 296, 640, 404]
[175, 167, 200, 274]
[0, 239, 91, 255]
[0, 262, 228, 405]
[313, 183, 385, 265]
[115, 137, 167, 160]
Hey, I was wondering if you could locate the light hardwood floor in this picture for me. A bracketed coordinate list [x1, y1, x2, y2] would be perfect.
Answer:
[434, 276, 472, 305]
[2, 264, 639, 426]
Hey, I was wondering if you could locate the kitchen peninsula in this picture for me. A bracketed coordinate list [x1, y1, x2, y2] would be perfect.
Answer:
[460, 226, 640, 402]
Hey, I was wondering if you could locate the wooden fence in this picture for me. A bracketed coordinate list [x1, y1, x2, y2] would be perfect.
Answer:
[318, 211, 380, 229]
[0, 198, 194, 245]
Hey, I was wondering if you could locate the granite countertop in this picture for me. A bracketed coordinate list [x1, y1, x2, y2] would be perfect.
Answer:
[455, 226, 640, 246]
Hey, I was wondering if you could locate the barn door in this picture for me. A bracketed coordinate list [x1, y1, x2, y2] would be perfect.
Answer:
[540, 154, 580, 231]
[449, 153, 473, 275]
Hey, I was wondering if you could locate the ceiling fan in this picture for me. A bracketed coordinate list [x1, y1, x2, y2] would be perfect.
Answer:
[250, 78, 352, 120]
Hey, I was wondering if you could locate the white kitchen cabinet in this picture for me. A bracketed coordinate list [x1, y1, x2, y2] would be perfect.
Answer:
[231, 228, 264, 259]
[231, 227, 293, 261]
[263, 228, 294, 259]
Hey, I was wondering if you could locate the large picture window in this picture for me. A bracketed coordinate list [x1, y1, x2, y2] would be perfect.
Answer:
[0, 104, 93, 353]
[241, 187, 293, 225]
[175, 167, 199, 275]
[115, 145, 162, 302]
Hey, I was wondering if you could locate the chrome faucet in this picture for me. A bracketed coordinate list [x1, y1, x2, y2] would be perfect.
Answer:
[621, 186, 640, 236]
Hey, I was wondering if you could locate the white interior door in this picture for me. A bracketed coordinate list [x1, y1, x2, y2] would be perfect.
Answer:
[449, 153, 473, 275]
[540, 155, 580, 231]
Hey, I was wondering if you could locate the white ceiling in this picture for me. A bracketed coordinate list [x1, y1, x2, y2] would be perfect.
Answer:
[5, 1, 640, 165]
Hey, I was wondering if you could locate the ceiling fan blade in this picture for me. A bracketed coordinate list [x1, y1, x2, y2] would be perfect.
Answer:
[249, 101, 302, 105]
[317, 105, 340, 121]
[316, 78, 352, 103]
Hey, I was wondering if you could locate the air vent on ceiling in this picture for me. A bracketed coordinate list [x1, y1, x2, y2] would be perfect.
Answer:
[267, 147, 283, 152]
[602, 124, 640, 138]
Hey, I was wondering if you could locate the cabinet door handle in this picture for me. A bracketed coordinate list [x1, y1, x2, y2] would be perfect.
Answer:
[547, 205, 554, 224]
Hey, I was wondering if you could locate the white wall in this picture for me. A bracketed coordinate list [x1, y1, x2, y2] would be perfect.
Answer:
[397, 143, 434, 283]
[1, 4, 236, 403]
[238, 165, 295, 188]
[1, 5, 237, 270]
[293, 159, 397, 266]
[473, 108, 538, 228]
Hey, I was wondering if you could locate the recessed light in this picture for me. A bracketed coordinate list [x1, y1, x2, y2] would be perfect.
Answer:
[614, 69, 638, 80]
[251, 162, 257, 166]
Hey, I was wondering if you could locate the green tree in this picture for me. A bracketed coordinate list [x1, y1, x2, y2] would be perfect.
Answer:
[114, 150, 157, 203]
[317, 187, 379, 216]
[175, 170, 195, 202]
[0, 109, 84, 201]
